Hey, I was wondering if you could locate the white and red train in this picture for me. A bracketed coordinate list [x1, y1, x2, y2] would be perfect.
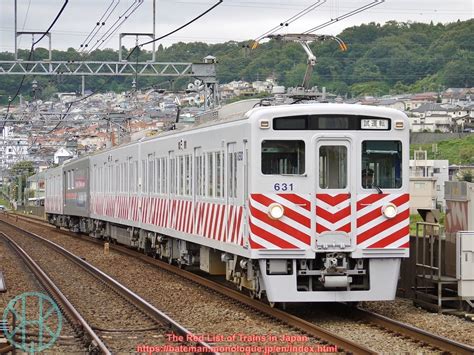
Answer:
[45, 101, 410, 303]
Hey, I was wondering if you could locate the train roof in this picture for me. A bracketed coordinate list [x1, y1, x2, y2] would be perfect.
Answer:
[50, 101, 409, 167]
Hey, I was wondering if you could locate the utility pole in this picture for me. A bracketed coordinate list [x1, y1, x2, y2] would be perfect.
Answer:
[14, 0, 17, 59]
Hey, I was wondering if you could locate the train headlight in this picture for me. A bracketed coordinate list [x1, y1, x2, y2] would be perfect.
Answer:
[268, 203, 284, 220]
[382, 203, 398, 219]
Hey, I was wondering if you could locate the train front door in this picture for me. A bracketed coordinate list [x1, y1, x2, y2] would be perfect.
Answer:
[314, 138, 355, 252]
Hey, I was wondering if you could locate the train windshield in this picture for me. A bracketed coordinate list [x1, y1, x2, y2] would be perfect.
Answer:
[362, 140, 402, 189]
[261, 140, 305, 175]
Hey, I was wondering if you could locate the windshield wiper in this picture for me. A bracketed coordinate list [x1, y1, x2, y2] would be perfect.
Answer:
[373, 185, 383, 194]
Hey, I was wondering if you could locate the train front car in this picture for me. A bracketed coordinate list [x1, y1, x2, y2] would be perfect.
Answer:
[246, 103, 409, 303]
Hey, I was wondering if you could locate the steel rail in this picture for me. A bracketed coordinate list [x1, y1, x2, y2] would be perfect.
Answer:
[0, 232, 110, 355]
[351, 307, 474, 355]
[13, 213, 474, 354]
[4, 215, 375, 354]
[0, 220, 216, 354]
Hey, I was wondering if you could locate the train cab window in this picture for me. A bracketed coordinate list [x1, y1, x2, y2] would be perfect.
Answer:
[362, 140, 402, 189]
[261, 140, 305, 175]
[319, 146, 347, 189]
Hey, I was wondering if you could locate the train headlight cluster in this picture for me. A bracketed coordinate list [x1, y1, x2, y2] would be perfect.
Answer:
[382, 203, 398, 219]
[268, 203, 285, 220]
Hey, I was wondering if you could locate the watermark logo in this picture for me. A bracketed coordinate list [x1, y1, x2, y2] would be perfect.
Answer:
[2, 292, 62, 353]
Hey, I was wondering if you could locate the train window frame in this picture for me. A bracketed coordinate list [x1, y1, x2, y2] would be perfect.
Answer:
[261, 140, 305, 176]
[361, 140, 403, 189]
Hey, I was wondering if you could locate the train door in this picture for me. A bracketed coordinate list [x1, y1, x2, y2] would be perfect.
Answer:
[226, 143, 236, 242]
[194, 147, 202, 235]
[314, 138, 355, 251]
[168, 150, 175, 229]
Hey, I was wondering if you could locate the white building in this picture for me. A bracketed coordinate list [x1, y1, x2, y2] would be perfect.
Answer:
[53, 147, 74, 165]
[410, 156, 449, 211]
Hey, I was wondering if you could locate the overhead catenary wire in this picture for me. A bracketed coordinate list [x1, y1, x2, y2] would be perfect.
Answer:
[253, 0, 327, 44]
[126, 0, 223, 60]
[83, 0, 144, 54]
[303, 0, 384, 34]
[78, 0, 120, 51]
[11, 0, 223, 143]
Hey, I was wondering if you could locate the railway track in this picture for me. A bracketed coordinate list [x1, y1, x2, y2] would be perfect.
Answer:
[6, 213, 474, 354]
[0, 220, 215, 354]
[0, 231, 108, 354]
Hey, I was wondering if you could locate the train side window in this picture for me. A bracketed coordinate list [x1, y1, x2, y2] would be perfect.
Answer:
[207, 152, 214, 197]
[115, 162, 120, 193]
[361, 140, 402, 189]
[148, 155, 154, 194]
[228, 151, 238, 198]
[216, 152, 222, 198]
[155, 158, 161, 194]
[162, 158, 167, 194]
[170, 157, 176, 195]
[261, 140, 305, 175]
[196, 155, 202, 196]
[185, 155, 192, 196]
[319, 146, 347, 189]
[228, 152, 233, 198]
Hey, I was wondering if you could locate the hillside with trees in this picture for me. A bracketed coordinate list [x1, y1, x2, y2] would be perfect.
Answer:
[0, 19, 472, 103]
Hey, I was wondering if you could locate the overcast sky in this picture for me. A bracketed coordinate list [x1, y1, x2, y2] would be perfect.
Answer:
[0, 0, 472, 53]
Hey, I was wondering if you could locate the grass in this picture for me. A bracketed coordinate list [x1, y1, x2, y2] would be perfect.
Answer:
[410, 134, 474, 165]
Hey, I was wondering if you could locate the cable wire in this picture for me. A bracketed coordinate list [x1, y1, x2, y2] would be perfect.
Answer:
[304, 0, 384, 34]
[126, 0, 223, 61]
[34, 0, 69, 45]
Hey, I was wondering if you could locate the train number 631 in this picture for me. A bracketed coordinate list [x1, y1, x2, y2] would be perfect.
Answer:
[273, 183, 294, 191]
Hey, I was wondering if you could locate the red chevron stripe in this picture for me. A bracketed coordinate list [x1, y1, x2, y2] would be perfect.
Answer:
[357, 194, 388, 211]
[316, 223, 329, 233]
[357, 194, 410, 228]
[316, 205, 351, 224]
[278, 193, 311, 211]
[252, 194, 311, 228]
[250, 205, 310, 245]
[249, 220, 298, 249]
[357, 209, 410, 244]
[399, 241, 409, 248]
[367, 225, 409, 248]
[317, 193, 350, 206]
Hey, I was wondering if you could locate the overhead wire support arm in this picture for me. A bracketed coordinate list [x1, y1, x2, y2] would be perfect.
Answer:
[267, 33, 347, 89]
